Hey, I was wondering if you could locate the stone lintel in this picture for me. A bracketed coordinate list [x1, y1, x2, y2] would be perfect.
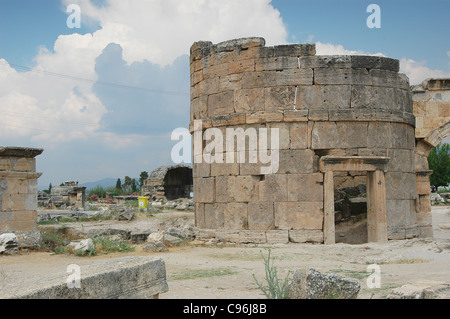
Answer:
[0, 147, 43, 158]
[0, 172, 42, 179]
[416, 170, 433, 177]
[320, 156, 390, 172]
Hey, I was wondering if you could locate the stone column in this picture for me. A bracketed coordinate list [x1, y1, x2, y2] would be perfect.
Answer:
[367, 170, 388, 243]
[0, 147, 43, 232]
[323, 170, 335, 245]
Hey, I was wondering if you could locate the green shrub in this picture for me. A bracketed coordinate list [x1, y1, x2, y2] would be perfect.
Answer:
[252, 249, 291, 299]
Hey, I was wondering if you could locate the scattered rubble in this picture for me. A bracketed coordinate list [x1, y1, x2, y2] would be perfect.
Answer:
[70, 238, 95, 255]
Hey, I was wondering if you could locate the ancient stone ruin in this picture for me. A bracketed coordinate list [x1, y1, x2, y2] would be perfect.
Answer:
[0, 147, 43, 232]
[189, 37, 424, 245]
[49, 181, 86, 209]
[412, 78, 450, 238]
[142, 164, 193, 201]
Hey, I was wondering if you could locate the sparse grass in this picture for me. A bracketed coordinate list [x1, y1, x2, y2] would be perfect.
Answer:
[385, 258, 429, 265]
[365, 258, 429, 265]
[40, 227, 72, 254]
[170, 268, 238, 281]
[330, 268, 370, 280]
[37, 220, 59, 226]
[91, 236, 135, 255]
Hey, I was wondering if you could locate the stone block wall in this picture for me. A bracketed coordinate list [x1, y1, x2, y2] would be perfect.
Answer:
[0, 147, 43, 232]
[190, 37, 418, 244]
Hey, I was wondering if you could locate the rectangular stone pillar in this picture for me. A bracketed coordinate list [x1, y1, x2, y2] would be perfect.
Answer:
[0, 147, 43, 232]
[367, 170, 388, 243]
[323, 170, 335, 245]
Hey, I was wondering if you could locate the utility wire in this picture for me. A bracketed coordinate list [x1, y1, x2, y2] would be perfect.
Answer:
[0, 122, 167, 140]
[0, 60, 190, 96]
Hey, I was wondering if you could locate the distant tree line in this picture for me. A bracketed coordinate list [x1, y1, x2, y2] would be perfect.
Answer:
[87, 171, 149, 198]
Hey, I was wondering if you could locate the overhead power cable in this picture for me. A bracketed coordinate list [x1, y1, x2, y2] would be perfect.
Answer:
[0, 60, 189, 96]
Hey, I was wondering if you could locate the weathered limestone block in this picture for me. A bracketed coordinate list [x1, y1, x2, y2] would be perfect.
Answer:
[219, 74, 243, 91]
[387, 149, 415, 173]
[336, 122, 368, 148]
[204, 203, 225, 229]
[266, 230, 289, 244]
[193, 162, 210, 178]
[284, 110, 308, 122]
[370, 69, 410, 90]
[255, 56, 299, 71]
[211, 113, 246, 127]
[246, 111, 284, 124]
[288, 230, 323, 243]
[268, 123, 290, 150]
[273, 44, 316, 57]
[227, 175, 259, 202]
[1, 257, 169, 299]
[224, 203, 248, 230]
[264, 86, 296, 111]
[210, 161, 239, 177]
[386, 199, 415, 228]
[215, 176, 228, 203]
[193, 178, 215, 203]
[288, 269, 360, 299]
[259, 174, 287, 202]
[234, 88, 265, 113]
[239, 230, 267, 244]
[208, 91, 235, 117]
[229, 59, 255, 74]
[274, 69, 314, 86]
[277, 150, 315, 174]
[391, 123, 416, 150]
[274, 202, 323, 230]
[386, 172, 417, 200]
[287, 173, 323, 202]
[302, 85, 352, 110]
[351, 56, 400, 72]
[247, 202, 274, 230]
[311, 122, 340, 149]
[367, 122, 392, 149]
[308, 109, 329, 121]
[314, 68, 371, 85]
[190, 95, 208, 121]
[300, 55, 351, 69]
[351, 85, 396, 110]
[290, 122, 308, 150]
[395, 88, 413, 113]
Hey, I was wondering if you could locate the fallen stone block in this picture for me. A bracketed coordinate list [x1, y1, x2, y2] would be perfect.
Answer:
[0, 230, 41, 250]
[70, 239, 95, 255]
[1, 256, 168, 299]
[286, 269, 360, 299]
[131, 231, 154, 244]
[387, 281, 450, 299]
[0, 233, 19, 255]
[87, 229, 131, 240]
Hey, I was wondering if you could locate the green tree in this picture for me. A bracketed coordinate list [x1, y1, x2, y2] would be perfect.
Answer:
[123, 176, 132, 188]
[139, 171, 149, 188]
[116, 178, 122, 190]
[428, 143, 450, 189]
[131, 179, 137, 193]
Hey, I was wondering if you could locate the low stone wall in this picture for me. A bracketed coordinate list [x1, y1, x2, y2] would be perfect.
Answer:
[1, 256, 169, 299]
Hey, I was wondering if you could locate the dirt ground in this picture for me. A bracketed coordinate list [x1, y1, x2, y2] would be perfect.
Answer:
[1, 206, 449, 299]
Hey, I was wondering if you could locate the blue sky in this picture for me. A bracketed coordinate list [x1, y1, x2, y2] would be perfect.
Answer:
[0, 0, 449, 188]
